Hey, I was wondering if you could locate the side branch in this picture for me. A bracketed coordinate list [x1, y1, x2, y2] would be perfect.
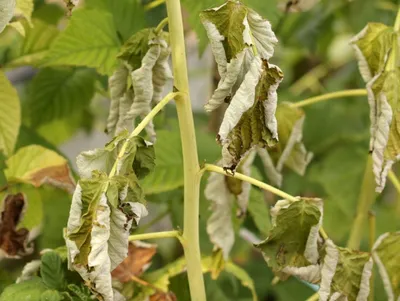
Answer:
[290, 89, 367, 108]
[129, 230, 182, 242]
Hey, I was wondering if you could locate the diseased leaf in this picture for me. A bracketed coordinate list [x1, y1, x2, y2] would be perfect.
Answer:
[0, 193, 33, 259]
[0, 71, 20, 157]
[112, 241, 157, 283]
[372, 232, 400, 301]
[65, 172, 148, 301]
[0, 0, 15, 33]
[205, 152, 255, 259]
[319, 239, 373, 301]
[258, 102, 313, 187]
[44, 9, 120, 75]
[255, 197, 323, 283]
[27, 68, 96, 127]
[247, 187, 271, 236]
[278, 0, 320, 12]
[219, 59, 283, 170]
[40, 251, 65, 290]
[4, 145, 75, 193]
[16, 259, 41, 283]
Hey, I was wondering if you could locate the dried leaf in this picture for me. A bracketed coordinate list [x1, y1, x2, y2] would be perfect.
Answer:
[112, 241, 157, 283]
[0, 0, 16, 33]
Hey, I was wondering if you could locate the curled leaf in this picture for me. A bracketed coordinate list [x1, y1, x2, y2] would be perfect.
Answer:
[372, 232, 400, 301]
[0, 193, 33, 259]
[258, 103, 313, 187]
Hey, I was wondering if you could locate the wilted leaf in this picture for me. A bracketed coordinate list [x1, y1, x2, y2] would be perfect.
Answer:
[16, 259, 41, 283]
[372, 232, 400, 301]
[319, 239, 373, 301]
[0, 71, 20, 157]
[4, 145, 75, 193]
[112, 241, 157, 283]
[0, 193, 33, 258]
[219, 60, 283, 170]
[44, 9, 121, 75]
[0, 0, 15, 33]
[258, 102, 313, 187]
[255, 197, 323, 283]
[65, 172, 148, 301]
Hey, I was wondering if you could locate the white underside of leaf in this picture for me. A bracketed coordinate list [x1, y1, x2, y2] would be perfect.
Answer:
[76, 148, 115, 179]
[152, 42, 173, 105]
[304, 198, 323, 264]
[356, 258, 373, 301]
[372, 232, 395, 301]
[236, 150, 256, 214]
[0, 0, 16, 33]
[16, 259, 41, 283]
[257, 148, 283, 187]
[247, 9, 278, 60]
[201, 20, 227, 79]
[282, 264, 321, 283]
[205, 166, 234, 259]
[350, 25, 373, 82]
[205, 51, 245, 112]
[218, 56, 263, 142]
[319, 239, 339, 301]
[116, 89, 134, 134]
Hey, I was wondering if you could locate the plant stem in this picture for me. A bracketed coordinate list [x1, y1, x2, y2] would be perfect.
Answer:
[305, 292, 319, 301]
[128, 230, 181, 241]
[385, 8, 400, 71]
[144, 0, 166, 11]
[155, 17, 169, 34]
[394, 8, 400, 31]
[368, 211, 376, 301]
[203, 164, 298, 202]
[165, 0, 206, 300]
[290, 89, 368, 108]
[388, 170, 400, 194]
[347, 155, 376, 250]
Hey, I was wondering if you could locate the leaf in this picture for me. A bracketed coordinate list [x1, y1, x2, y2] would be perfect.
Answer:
[26, 67, 96, 127]
[255, 197, 323, 283]
[278, 0, 320, 12]
[16, 259, 41, 283]
[141, 130, 183, 195]
[15, 0, 34, 25]
[5, 19, 58, 68]
[0, 71, 20, 157]
[218, 59, 283, 170]
[0, 193, 33, 258]
[65, 173, 148, 301]
[247, 186, 271, 236]
[201, 1, 278, 112]
[4, 145, 75, 193]
[149, 292, 177, 301]
[44, 9, 120, 75]
[225, 262, 258, 301]
[40, 290, 63, 301]
[0, 0, 15, 33]
[319, 239, 373, 301]
[205, 152, 256, 259]
[111, 241, 157, 283]
[258, 102, 313, 187]
[372, 232, 400, 301]
[0, 277, 48, 301]
[40, 251, 65, 290]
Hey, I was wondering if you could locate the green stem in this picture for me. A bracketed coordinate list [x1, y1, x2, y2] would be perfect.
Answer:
[368, 211, 376, 301]
[155, 17, 169, 34]
[290, 89, 368, 108]
[394, 8, 400, 31]
[388, 170, 400, 194]
[128, 230, 181, 241]
[305, 293, 319, 301]
[385, 8, 400, 71]
[347, 155, 376, 250]
[166, 0, 206, 300]
[145, 0, 166, 11]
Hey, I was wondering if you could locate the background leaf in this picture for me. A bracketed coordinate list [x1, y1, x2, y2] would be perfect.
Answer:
[40, 252, 65, 291]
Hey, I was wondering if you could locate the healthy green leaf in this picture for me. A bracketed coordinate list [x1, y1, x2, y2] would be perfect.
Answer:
[372, 232, 400, 301]
[27, 68, 96, 127]
[0, 0, 15, 33]
[4, 145, 75, 193]
[0, 71, 20, 157]
[40, 251, 65, 290]
[0, 277, 47, 301]
[255, 197, 323, 282]
[39, 290, 63, 301]
[44, 9, 120, 75]
[319, 239, 373, 300]
[258, 102, 313, 187]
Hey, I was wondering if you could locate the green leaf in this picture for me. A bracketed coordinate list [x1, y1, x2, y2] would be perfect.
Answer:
[44, 9, 120, 75]
[86, 0, 146, 42]
[15, 0, 34, 25]
[40, 251, 65, 290]
[4, 145, 75, 193]
[141, 130, 183, 194]
[5, 19, 59, 68]
[372, 232, 400, 300]
[0, 277, 47, 301]
[255, 197, 322, 282]
[16, 185, 43, 231]
[0, 0, 15, 33]
[26, 67, 96, 127]
[132, 138, 155, 179]
[117, 28, 152, 70]
[225, 262, 258, 301]
[40, 290, 63, 301]
[319, 240, 373, 300]
[247, 187, 271, 236]
[0, 71, 20, 157]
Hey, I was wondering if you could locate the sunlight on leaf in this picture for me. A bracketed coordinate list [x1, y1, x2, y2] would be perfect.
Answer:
[0, 0, 15, 33]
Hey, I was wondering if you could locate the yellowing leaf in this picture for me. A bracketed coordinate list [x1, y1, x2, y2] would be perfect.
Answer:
[372, 232, 400, 301]
[0, 0, 15, 33]
[15, 0, 34, 25]
[0, 71, 20, 157]
[4, 145, 75, 193]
